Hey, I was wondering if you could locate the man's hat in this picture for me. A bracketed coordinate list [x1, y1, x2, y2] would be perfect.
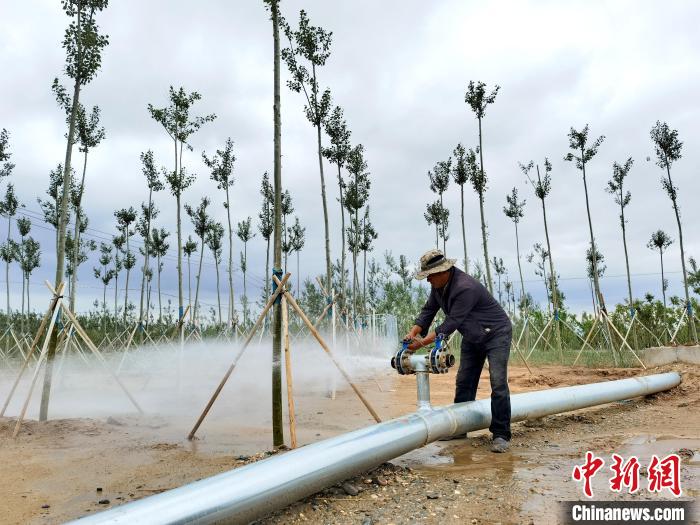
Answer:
[414, 249, 456, 280]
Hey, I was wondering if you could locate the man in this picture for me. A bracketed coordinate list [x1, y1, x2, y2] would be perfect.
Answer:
[403, 249, 513, 453]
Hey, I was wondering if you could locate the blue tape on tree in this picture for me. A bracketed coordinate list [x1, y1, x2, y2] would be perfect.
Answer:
[179, 306, 184, 320]
[554, 309, 560, 321]
[687, 302, 693, 315]
[272, 268, 283, 304]
[629, 307, 636, 318]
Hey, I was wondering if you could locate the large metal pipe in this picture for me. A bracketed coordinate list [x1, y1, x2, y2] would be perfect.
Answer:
[72, 372, 680, 525]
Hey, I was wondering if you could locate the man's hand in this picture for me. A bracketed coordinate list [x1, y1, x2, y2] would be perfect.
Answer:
[406, 336, 424, 351]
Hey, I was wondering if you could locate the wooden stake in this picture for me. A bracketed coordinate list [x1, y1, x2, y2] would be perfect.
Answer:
[1, 285, 61, 417]
[281, 295, 297, 449]
[277, 277, 381, 423]
[573, 316, 599, 366]
[188, 273, 292, 440]
[525, 316, 553, 361]
[602, 310, 647, 369]
[12, 285, 64, 438]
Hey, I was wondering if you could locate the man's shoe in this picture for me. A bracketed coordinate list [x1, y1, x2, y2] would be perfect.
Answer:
[490, 437, 510, 453]
[439, 433, 467, 441]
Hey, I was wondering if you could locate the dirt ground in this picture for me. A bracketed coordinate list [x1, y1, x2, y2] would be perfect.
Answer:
[1, 360, 698, 524]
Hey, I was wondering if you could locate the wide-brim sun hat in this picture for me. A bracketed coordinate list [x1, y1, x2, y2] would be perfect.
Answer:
[414, 249, 456, 280]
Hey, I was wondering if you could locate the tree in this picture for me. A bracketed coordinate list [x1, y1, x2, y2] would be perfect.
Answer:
[288, 216, 306, 297]
[206, 222, 225, 325]
[424, 200, 443, 249]
[115, 207, 137, 323]
[236, 216, 255, 327]
[13, 218, 40, 331]
[203, 137, 236, 326]
[465, 81, 499, 292]
[185, 197, 213, 325]
[38, 164, 76, 251]
[606, 156, 637, 340]
[257, 172, 274, 299]
[0, 184, 19, 316]
[564, 124, 606, 313]
[344, 144, 371, 316]
[650, 121, 697, 343]
[585, 243, 606, 315]
[137, 150, 163, 325]
[503, 186, 526, 307]
[492, 257, 506, 306]
[464, 145, 491, 291]
[359, 207, 378, 310]
[70, 103, 105, 312]
[42, 0, 109, 421]
[183, 236, 198, 316]
[647, 230, 673, 310]
[266, 0, 284, 448]
[111, 234, 125, 321]
[527, 242, 551, 313]
[428, 158, 451, 254]
[322, 105, 351, 308]
[151, 227, 170, 323]
[521, 159, 563, 348]
[0, 129, 15, 181]
[94, 242, 114, 334]
[452, 143, 470, 271]
[280, 190, 295, 272]
[64, 219, 96, 304]
[148, 86, 216, 330]
[282, 9, 333, 292]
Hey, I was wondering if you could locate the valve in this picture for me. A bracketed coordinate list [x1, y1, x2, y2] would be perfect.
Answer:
[390, 334, 455, 375]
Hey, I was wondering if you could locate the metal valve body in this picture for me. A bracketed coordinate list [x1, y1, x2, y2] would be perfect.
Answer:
[390, 335, 455, 375]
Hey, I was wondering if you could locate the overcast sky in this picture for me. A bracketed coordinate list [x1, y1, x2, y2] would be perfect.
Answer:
[1, 0, 699, 317]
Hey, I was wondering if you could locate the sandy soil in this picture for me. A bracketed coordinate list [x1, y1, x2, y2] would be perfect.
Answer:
[1, 360, 698, 524]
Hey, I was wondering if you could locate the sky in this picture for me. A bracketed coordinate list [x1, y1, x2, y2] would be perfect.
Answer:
[1, 0, 699, 318]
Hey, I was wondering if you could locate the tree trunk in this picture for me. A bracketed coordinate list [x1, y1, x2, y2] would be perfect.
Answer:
[187, 253, 192, 317]
[193, 240, 205, 325]
[70, 149, 88, 313]
[363, 249, 367, 312]
[296, 249, 300, 298]
[40, 34, 83, 419]
[270, 0, 284, 448]
[5, 216, 10, 317]
[660, 250, 667, 310]
[460, 184, 468, 272]
[514, 221, 525, 304]
[265, 238, 270, 298]
[619, 202, 638, 348]
[225, 185, 234, 326]
[477, 117, 494, 293]
[243, 241, 248, 327]
[139, 187, 153, 325]
[666, 165, 698, 343]
[580, 158, 604, 311]
[539, 186, 563, 353]
[175, 144, 184, 334]
[114, 272, 118, 322]
[103, 281, 107, 336]
[312, 65, 332, 295]
[215, 258, 221, 325]
[440, 193, 446, 255]
[477, 191, 493, 293]
[337, 164, 346, 308]
[123, 225, 131, 324]
[158, 254, 162, 323]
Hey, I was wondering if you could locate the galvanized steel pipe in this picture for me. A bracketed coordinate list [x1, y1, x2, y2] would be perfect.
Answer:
[72, 372, 681, 525]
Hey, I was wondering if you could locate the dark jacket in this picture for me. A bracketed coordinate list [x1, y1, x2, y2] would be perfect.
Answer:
[414, 267, 511, 343]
